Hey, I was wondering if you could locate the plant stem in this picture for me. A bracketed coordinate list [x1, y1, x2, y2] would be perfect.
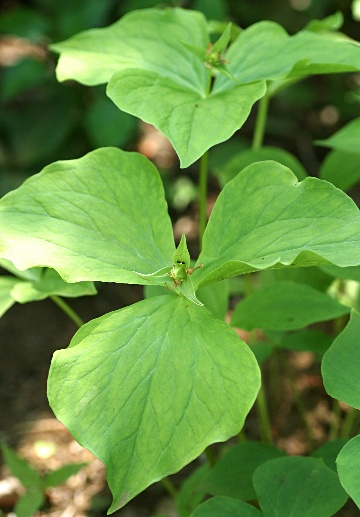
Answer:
[204, 445, 216, 467]
[198, 150, 209, 248]
[50, 295, 84, 328]
[237, 428, 247, 442]
[329, 399, 342, 440]
[252, 92, 270, 150]
[161, 476, 177, 498]
[256, 382, 273, 444]
[341, 407, 359, 439]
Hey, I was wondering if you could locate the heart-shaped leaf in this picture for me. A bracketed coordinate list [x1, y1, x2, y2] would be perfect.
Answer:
[194, 161, 360, 288]
[51, 10, 360, 167]
[48, 295, 260, 512]
[216, 20, 360, 87]
[0, 148, 175, 284]
[107, 69, 265, 168]
[50, 7, 266, 167]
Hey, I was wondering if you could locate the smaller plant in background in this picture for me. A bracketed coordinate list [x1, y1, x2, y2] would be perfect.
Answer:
[1, 443, 86, 517]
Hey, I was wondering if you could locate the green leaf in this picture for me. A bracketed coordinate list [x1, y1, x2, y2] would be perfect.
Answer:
[175, 464, 209, 517]
[14, 489, 45, 517]
[259, 266, 333, 291]
[216, 20, 360, 87]
[197, 280, 229, 320]
[11, 269, 96, 304]
[0, 277, 18, 317]
[216, 146, 307, 187]
[0, 148, 174, 284]
[202, 442, 285, 501]
[278, 329, 333, 357]
[84, 92, 138, 148]
[316, 118, 360, 155]
[107, 68, 265, 168]
[322, 310, 360, 409]
[43, 463, 87, 488]
[319, 150, 360, 191]
[320, 264, 360, 282]
[0, 259, 41, 282]
[192, 0, 229, 21]
[51, 8, 265, 167]
[305, 12, 344, 33]
[189, 496, 262, 517]
[144, 279, 229, 320]
[1, 444, 41, 490]
[48, 295, 260, 512]
[194, 161, 360, 288]
[253, 456, 348, 517]
[231, 281, 350, 331]
[337, 435, 360, 508]
[51, 8, 209, 86]
[312, 439, 349, 472]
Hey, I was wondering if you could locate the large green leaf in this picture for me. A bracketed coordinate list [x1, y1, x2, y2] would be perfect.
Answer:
[253, 456, 348, 517]
[51, 8, 208, 87]
[337, 435, 360, 508]
[51, 10, 360, 167]
[0, 148, 174, 284]
[48, 295, 260, 512]
[194, 161, 360, 288]
[215, 21, 360, 88]
[231, 281, 350, 331]
[107, 70, 265, 168]
[322, 310, 360, 409]
[50, 8, 266, 167]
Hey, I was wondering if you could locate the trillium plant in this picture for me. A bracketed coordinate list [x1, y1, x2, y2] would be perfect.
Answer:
[1, 6, 360, 516]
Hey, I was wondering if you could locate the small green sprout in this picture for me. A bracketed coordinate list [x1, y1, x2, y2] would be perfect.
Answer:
[167, 234, 203, 289]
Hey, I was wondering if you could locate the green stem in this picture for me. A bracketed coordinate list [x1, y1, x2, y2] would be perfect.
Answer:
[252, 92, 270, 150]
[161, 476, 177, 498]
[50, 295, 84, 328]
[256, 382, 273, 444]
[198, 151, 209, 249]
[341, 407, 359, 439]
[329, 399, 342, 440]
[237, 428, 247, 442]
[204, 445, 216, 467]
